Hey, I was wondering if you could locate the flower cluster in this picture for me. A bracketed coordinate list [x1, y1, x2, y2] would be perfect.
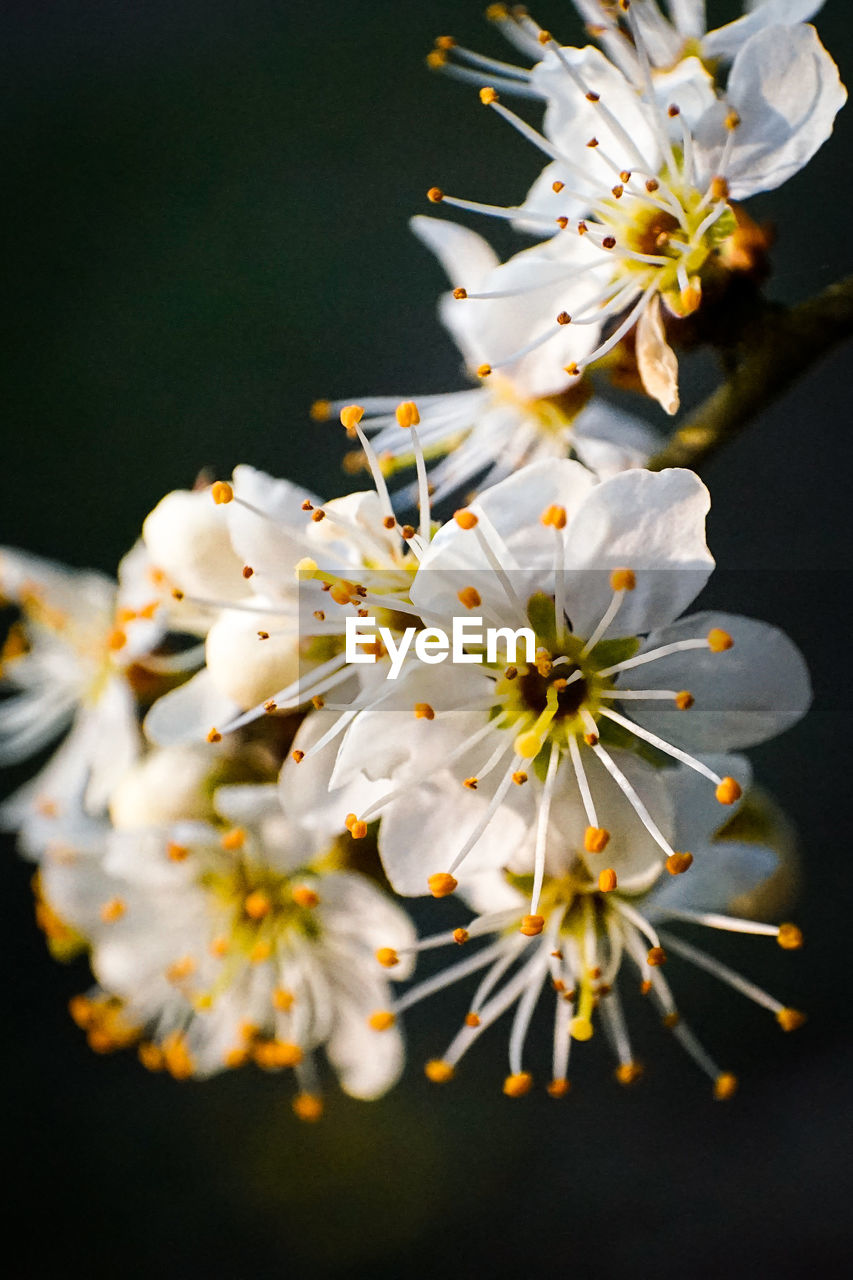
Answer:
[3, 1, 842, 1114]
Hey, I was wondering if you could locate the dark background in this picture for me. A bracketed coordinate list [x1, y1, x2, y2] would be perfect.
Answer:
[3, 3, 853, 1277]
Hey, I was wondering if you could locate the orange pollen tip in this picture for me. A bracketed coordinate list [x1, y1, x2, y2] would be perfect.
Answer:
[425, 1059, 455, 1084]
[463, 776, 478, 790]
[291, 749, 305, 763]
[376, 947, 399, 968]
[139, 1043, 165, 1072]
[311, 509, 326, 523]
[711, 175, 730, 201]
[291, 885, 319, 909]
[106, 627, 127, 651]
[477, 363, 492, 378]
[714, 1072, 738, 1101]
[309, 399, 332, 422]
[211, 480, 234, 505]
[253, 1039, 303, 1070]
[667, 103, 680, 117]
[340, 404, 364, 431]
[486, 2, 509, 19]
[565, 363, 580, 377]
[257, 630, 269, 640]
[436, 35, 456, 50]
[244, 891, 271, 920]
[777, 923, 803, 950]
[428, 872, 458, 899]
[453, 928, 469, 945]
[479, 86, 499, 105]
[453, 286, 468, 299]
[512, 771, 528, 786]
[665, 851, 693, 876]
[715, 776, 742, 805]
[556, 216, 569, 229]
[647, 946, 667, 967]
[537, 30, 551, 44]
[427, 186, 444, 203]
[708, 627, 734, 652]
[725, 109, 741, 130]
[646, 178, 660, 193]
[587, 136, 599, 148]
[414, 702, 435, 720]
[584, 731, 599, 746]
[349, 820, 368, 840]
[210, 936, 230, 958]
[776, 1007, 806, 1032]
[675, 690, 694, 710]
[395, 400, 420, 429]
[401, 524, 416, 540]
[640, 979, 653, 996]
[547, 1077, 571, 1098]
[465, 1012, 481, 1028]
[598, 868, 618, 893]
[552, 180, 565, 193]
[520, 914, 545, 937]
[368, 1010, 396, 1032]
[242, 565, 254, 579]
[68, 995, 95, 1028]
[207, 728, 222, 744]
[540, 503, 567, 529]
[570, 1016, 594, 1042]
[615, 1062, 644, 1085]
[100, 898, 126, 923]
[584, 826, 610, 854]
[556, 311, 571, 326]
[662, 1011, 680, 1028]
[249, 940, 271, 963]
[457, 586, 482, 609]
[427, 49, 447, 68]
[612, 184, 624, 199]
[503, 1071, 533, 1097]
[610, 568, 636, 592]
[382, 516, 395, 530]
[221, 828, 246, 852]
[293, 1092, 324, 1122]
[272, 987, 295, 1011]
[166, 956, 196, 983]
[453, 508, 478, 529]
[167, 842, 189, 862]
[265, 700, 278, 713]
[602, 236, 616, 250]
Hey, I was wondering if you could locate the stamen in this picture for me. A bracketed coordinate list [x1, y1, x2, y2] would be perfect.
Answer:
[591, 740, 677, 860]
[529, 745, 560, 917]
[599, 707, 724, 784]
[659, 931, 793, 1018]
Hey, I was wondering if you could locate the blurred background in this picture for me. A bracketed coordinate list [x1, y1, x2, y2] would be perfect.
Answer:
[3, 2, 853, 1275]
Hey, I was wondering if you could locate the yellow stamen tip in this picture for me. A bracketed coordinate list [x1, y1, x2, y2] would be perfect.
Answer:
[598, 868, 618, 893]
[309, 399, 331, 422]
[453, 286, 468, 299]
[453, 928, 470, 945]
[584, 826, 610, 854]
[428, 872, 458, 899]
[540, 503, 567, 529]
[647, 946, 667, 967]
[272, 987, 295, 1012]
[427, 186, 444, 203]
[457, 586, 482, 610]
[243, 891, 271, 920]
[776, 1007, 806, 1032]
[714, 1072, 738, 1101]
[514, 729, 544, 759]
[777, 922, 803, 950]
[615, 1062, 644, 1086]
[99, 897, 126, 924]
[512, 770, 528, 786]
[665, 851, 694, 876]
[708, 627, 734, 652]
[570, 1016, 594, 1042]
[292, 1092, 324, 1122]
[610, 568, 635, 592]
[465, 1012, 481, 1027]
[211, 480, 233, 505]
[476, 363, 492, 378]
[454, 508, 478, 529]
[291, 885, 319, 909]
[368, 1010, 396, 1032]
[414, 702, 435, 720]
[675, 690, 694, 710]
[340, 404, 364, 432]
[715, 776, 742, 805]
[520, 914, 545, 937]
[295, 557, 318, 577]
[221, 827, 246, 852]
[479, 86, 499, 105]
[425, 1059, 455, 1084]
[376, 947, 400, 968]
[395, 400, 420, 429]
[253, 1039, 303, 1070]
[502, 1071, 533, 1097]
[547, 1077, 571, 1098]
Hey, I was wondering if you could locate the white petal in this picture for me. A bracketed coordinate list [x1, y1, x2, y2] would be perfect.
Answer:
[143, 668, 243, 747]
[667, 754, 753, 850]
[645, 841, 779, 917]
[410, 215, 500, 289]
[142, 488, 247, 607]
[109, 744, 218, 828]
[325, 983, 405, 1099]
[204, 605, 300, 710]
[702, 2, 826, 61]
[668, 1, 707, 40]
[635, 294, 680, 416]
[317, 872, 417, 975]
[228, 465, 319, 594]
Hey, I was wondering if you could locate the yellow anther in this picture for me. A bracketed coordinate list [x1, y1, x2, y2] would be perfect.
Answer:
[348, 819, 368, 840]
[535, 648, 552, 676]
[777, 923, 803, 950]
[426, 49, 447, 69]
[776, 1008, 806, 1032]
[710, 175, 730, 201]
[162, 1033, 195, 1080]
[477, 363, 492, 378]
[309, 399, 332, 421]
[453, 286, 467, 299]
[463, 776, 478, 790]
[615, 1062, 644, 1086]
[465, 1012, 481, 1027]
[537, 29, 551, 44]
[725, 109, 741, 130]
[547, 1077, 571, 1098]
[453, 928, 469, 945]
[295, 557, 318, 576]
[584, 826, 610, 854]
[540, 503, 567, 529]
[715, 776, 742, 805]
[207, 728, 222, 744]
[106, 626, 127, 652]
[138, 1042, 165, 1072]
[291, 749, 305, 763]
[253, 1039, 303, 1070]
[258, 630, 270, 639]
[68, 994, 95, 1029]
[436, 35, 456, 50]
[665, 851, 694, 876]
[570, 1016, 594, 1042]
[708, 627, 734, 652]
[425, 1059, 455, 1084]
[598, 868, 618, 893]
[486, 3, 509, 19]
[292, 885, 319, 909]
[340, 404, 364, 432]
[376, 947, 400, 968]
[167, 841, 189, 862]
[713, 1072, 738, 1100]
[454, 509, 478, 529]
[428, 872, 458, 899]
[552, 180, 565, 193]
[166, 955, 196, 983]
[272, 987, 295, 1012]
[647, 946, 667, 967]
[311, 509, 325, 523]
[292, 1092, 324, 1122]
[223, 1047, 250, 1069]
[427, 186, 444, 203]
[662, 1011, 680, 1028]
[395, 400, 420, 428]
[209, 935, 230, 958]
[244, 891, 271, 920]
[565, 362, 580, 377]
[249, 940, 272, 963]
[211, 480, 233, 505]
[479, 86, 499, 105]
[640, 979, 653, 996]
[583, 731, 599, 746]
[242, 564, 254, 580]
[457, 586, 481, 609]
[610, 568, 636, 592]
[675, 690, 694, 710]
[512, 771, 528, 786]
[368, 1010, 396, 1032]
[221, 827, 246, 852]
[401, 524, 416, 540]
[100, 897, 126, 924]
[503, 1071, 533, 1097]
[520, 914, 545, 937]
[329, 582, 354, 605]
[556, 311, 571, 326]
[264, 700, 278, 714]
[414, 702, 435, 720]
[680, 282, 702, 315]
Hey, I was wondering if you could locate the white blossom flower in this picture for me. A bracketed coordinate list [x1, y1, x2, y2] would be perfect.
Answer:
[370, 760, 805, 1098]
[0, 544, 166, 847]
[41, 778, 416, 1116]
[426, 10, 845, 410]
[320, 217, 659, 502]
[329, 460, 810, 910]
